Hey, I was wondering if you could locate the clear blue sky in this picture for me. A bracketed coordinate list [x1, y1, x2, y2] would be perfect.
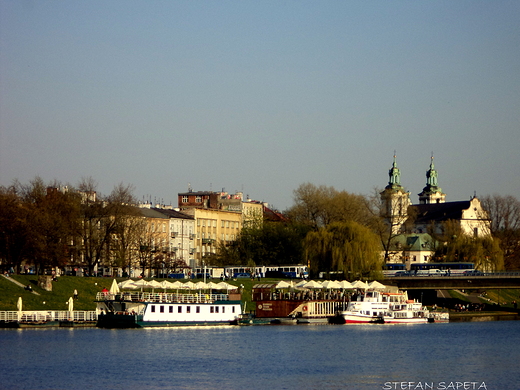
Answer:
[1, 1, 519, 211]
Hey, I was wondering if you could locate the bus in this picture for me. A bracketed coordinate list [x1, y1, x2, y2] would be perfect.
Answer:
[410, 262, 475, 276]
[382, 263, 406, 277]
[222, 265, 309, 279]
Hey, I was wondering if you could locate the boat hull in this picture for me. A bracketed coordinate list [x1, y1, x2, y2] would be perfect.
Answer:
[97, 312, 239, 328]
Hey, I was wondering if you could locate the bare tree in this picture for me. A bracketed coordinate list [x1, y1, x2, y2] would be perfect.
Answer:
[77, 179, 138, 276]
[481, 194, 520, 270]
[365, 187, 414, 263]
[286, 183, 371, 230]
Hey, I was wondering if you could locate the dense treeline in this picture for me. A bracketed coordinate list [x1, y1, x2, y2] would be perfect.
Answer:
[0, 177, 172, 276]
[1, 178, 519, 278]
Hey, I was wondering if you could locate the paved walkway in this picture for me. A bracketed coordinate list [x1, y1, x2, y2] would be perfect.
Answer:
[1, 274, 40, 295]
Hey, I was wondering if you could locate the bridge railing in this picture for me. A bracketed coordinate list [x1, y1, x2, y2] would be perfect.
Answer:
[387, 271, 520, 278]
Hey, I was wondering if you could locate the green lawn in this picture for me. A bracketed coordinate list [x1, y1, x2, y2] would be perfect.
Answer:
[0, 275, 280, 311]
[2, 275, 519, 312]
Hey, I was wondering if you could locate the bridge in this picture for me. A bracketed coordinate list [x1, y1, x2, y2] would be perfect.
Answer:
[384, 272, 520, 290]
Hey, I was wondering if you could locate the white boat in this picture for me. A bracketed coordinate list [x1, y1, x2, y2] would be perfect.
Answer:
[330, 290, 440, 324]
[95, 291, 242, 328]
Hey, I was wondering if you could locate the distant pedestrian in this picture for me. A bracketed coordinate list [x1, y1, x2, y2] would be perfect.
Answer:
[73, 289, 78, 300]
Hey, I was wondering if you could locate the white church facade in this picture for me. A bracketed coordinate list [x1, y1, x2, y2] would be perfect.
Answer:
[380, 155, 491, 267]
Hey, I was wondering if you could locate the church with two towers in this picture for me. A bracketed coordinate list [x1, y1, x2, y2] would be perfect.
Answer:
[380, 155, 490, 267]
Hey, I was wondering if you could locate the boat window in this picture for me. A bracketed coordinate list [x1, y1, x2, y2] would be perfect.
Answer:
[186, 306, 191, 313]
[151, 305, 155, 313]
[169, 306, 173, 313]
[210, 306, 214, 313]
[215, 306, 219, 313]
[160, 306, 164, 313]
[222, 307, 225, 313]
[232, 307, 235, 313]
[196, 306, 200, 313]
[178, 306, 182, 313]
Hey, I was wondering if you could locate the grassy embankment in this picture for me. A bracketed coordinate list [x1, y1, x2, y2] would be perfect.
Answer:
[447, 289, 520, 310]
[0, 275, 268, 311]
[2, 275, 519, 312]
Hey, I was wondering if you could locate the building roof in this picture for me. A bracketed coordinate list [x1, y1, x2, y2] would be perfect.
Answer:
[393, 233, 433, 252]
[138, 207, 170, 219]
[177, 190, 214, 196]
[411, 200, 472, 224]
[264, 206, 289, 222]
[152, 208, 194, 220]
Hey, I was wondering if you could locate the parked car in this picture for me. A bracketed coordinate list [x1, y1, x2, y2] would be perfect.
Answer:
[463, 270, 484, 276]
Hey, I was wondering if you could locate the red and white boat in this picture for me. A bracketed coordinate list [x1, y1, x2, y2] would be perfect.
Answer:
[330, 290, 446, 324]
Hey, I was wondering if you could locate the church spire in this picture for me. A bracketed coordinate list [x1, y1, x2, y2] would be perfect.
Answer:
[387, 152, 402, 189]
[418, 154, 446, 204]
[426, 154, 438, 187]
[381, 153, 411, 235]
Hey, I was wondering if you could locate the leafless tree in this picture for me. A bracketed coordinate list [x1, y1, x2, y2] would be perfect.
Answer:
[481, 194, 520, 270]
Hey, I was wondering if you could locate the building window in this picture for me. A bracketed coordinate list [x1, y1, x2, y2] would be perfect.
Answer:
[474, 228, 478, 237]
[196, 196, 202, 203]
[182, 196, 188, 203]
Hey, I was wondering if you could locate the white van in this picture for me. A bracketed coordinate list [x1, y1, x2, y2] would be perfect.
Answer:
[415, 269, 446, 276]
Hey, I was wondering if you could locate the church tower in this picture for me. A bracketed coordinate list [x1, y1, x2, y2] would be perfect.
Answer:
[418, 155, 446, 204]
[380, 154, 411, 234]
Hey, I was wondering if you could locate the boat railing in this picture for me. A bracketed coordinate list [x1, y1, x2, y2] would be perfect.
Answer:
[96, 292, 229, 303]
[0, 311, 98, 322]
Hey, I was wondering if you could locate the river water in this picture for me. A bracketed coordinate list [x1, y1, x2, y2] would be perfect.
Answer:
[0, 321, 518, 390]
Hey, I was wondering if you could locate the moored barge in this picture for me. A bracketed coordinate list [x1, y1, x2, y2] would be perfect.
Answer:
[96, 291, 242, 328]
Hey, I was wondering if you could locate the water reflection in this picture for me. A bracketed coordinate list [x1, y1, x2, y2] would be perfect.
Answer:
[0, 322, 518, 390]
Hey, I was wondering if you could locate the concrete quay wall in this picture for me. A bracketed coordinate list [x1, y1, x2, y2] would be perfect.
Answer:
[449, 312, 520, 322]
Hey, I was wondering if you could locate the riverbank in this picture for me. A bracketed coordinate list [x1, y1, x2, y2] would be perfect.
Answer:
[0, 274, 259, 311]
[449, 311, 520, 322]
